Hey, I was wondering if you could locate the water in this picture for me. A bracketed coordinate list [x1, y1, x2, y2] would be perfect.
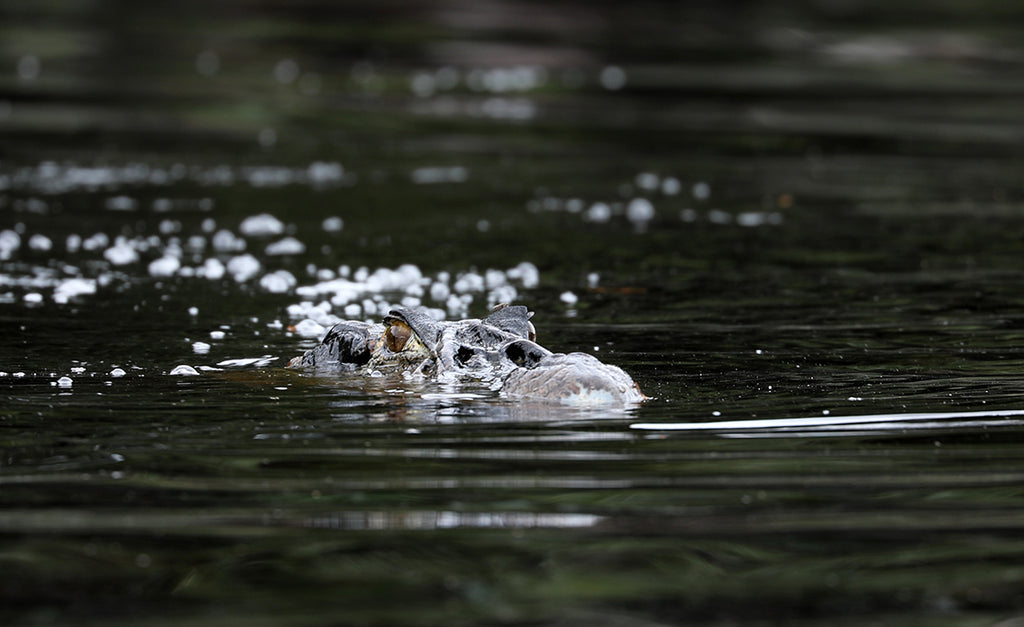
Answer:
[5, 2, 1024, 625]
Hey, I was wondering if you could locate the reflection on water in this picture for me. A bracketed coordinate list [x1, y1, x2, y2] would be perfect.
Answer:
[6, 1, 1024, 625]
[633, 408, 1024, 437]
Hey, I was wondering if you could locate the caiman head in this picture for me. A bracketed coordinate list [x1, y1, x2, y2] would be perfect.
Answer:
[289, 304, 644, 405]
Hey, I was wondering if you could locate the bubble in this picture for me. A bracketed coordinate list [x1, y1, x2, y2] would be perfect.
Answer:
[239, 213, 284, 236]
[196, 50, 220, 76]
[273, 59, 300, 84]
[259, 269, 297, 293]
[148, 256, 181, 277]
[322, 216, 344, 232]
[227, 254, 261, 282]
[599, 65, 627, 90]
[293, 318, 326, 339]
[584, 202, 611, 223]
[258, 127, 277, 148]
[28, 234, 52, 251]
[265, 236, 306, 256]
[17, 55, 40, 81]
[661, 177, 682, 196]
[169, 365, 200, 376]
[626, 198, 655, 224]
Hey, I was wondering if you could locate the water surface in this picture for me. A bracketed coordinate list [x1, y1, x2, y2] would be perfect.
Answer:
[4, 2, 1024, 625]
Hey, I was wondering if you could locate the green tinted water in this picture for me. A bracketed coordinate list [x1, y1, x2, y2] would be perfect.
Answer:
[5, 2, 1024, 625]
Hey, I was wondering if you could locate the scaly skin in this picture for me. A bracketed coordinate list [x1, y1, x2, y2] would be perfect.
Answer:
[290, 304, 645, 405]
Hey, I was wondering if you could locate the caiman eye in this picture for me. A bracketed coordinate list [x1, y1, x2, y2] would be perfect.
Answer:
[384, 321, 412, 352]
[528, 321, 536, 342]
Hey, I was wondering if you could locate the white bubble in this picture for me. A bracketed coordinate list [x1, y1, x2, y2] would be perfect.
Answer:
[661, 177, 681, 196]
[104, 241, 139, 265]
[293, 318, 326, 339]
[430, 281, 450, 302]
[57, 376, 73, 388]
[322, 216, 344, 232]
[635, 172, 660, 191]
[192, 341, 211, 354]
[211, 229, 245, 252]
[110, 367, 127, 378]
[560, 291, 579, 305]
[599, 65, 627, 90]
[169, 365, 201, 376]
[693, 181, 711, 200]
[196, 50, 220, 76]
[105, 195, 137, 211]
[54, 278, 97, 303]
[506, 261, 539, 289]
[198, 257, 226, 280]
[274, 58, 300, 84]
[626, 198, 655, 224]
[584, 202, 611, 223]
[259, 269, 297, 293]
[148, 256, 181, 277]
[188, 306, 199, 316]
[17, 55, 40, 81]
[265, 236, 306, 256]
[708, 209, 732, 224]
[411, 71, 436, 98]
[28, 234, 52, 251]
[227, 254, 261, 282]
[258, 127, 277, 148]
[239, 213, 284, 236]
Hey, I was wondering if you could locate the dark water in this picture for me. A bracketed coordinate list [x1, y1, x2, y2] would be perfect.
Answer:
[5, 2, 1024, 625]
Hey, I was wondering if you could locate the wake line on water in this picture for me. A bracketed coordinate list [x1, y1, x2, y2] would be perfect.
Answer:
[630, 409, 1024, 433]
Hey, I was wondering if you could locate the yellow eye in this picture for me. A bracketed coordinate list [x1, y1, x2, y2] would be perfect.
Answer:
[384, 321, 412, 352]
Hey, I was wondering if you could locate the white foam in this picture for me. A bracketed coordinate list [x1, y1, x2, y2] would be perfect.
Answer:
[103, 241, 139, 265]
[198, 257, 225, 280]
[265, 236, 306, 256]
[169, 364, 201, 376]
[454, 272, 484, 293]
[599, 65, 627, 90]
[148, 255, 181, 277]
[227, 254, 261, 282]
[211, 229, 245, 252]
[411, 166, 468, 185]
[28, 234, 52, 251]
[626, 198, 655, 224]
[216, 356, 279, 367]
[322, 216, 344, 232]
[584, 202, 611, 223]
[293, 318, 326, 339]
[239, 213, 284, 236]
[259, 269, 297, 293]
[105, 195, 137, 211]
[53, 278, 97, 303]
[192, 341, 211, 354]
